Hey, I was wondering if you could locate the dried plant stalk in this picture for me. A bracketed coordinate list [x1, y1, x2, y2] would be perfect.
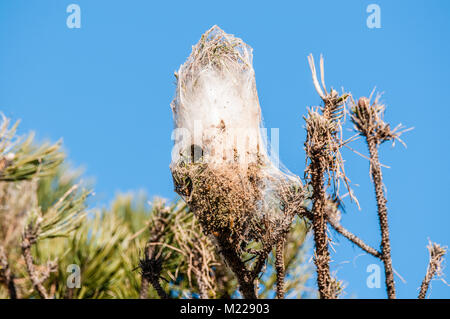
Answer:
[418, 241, 447, 299]
[275, 237, 286, 299]
[349, 96, 410, 299]
[367, 134, 396, 298]
[304, 55, 350, 299]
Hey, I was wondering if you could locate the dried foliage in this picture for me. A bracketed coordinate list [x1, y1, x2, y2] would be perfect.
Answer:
[302, 54, 445, 300]
[418, 242, 447, 299]
[303, 55, 352, 299]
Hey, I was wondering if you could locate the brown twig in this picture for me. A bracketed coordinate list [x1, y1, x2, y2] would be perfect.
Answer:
[327, 217, 382, 258]
[367, 135, 396, 298]
[418, 241, 447, 299]
[310, 160, 334, 299]
[275, 237, 286, 299]
[21, 226, 51, 299]
[305, 54, 350, 299]
[216, 234, 257, 299]
[349, 96, 409, 299]
[0, 245, 17, 299]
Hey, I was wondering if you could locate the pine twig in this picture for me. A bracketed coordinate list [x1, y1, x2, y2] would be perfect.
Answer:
[366, 135, 396, 299]
[275, 238, 286, 299]
[305, 54, 349, 299]
[418, 242, 447, 299]
[216, 234, 257, 299]
[327, 218, 382, 258]
[0, 245, 17, 299]
[21, 226, 51, 299]
[349, 96, 409, 299]
[310, 160, 334, 299]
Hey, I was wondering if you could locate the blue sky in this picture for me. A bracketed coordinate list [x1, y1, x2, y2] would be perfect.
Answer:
[1, 0, 449, 298]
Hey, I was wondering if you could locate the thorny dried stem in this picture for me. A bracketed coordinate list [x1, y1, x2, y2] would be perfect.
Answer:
[349, 96, 409, 299]
[327, 217, 381, 258]
[367, 135, 396, 298]
[418, 241, 447, 299]
[305, 54, 351, 299]
[0, 245, 17, 299]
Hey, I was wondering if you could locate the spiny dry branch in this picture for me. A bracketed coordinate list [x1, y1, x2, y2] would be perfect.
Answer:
[349, 95, 410, 299]
[324, 200, 381, 259]
[304, 54, 352, 299]
[418, 241, 447, 299]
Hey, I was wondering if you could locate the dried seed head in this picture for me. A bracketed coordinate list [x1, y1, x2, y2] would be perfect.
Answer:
[350, 94, 410, 146]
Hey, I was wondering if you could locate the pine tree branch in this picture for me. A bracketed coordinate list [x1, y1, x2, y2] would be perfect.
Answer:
[275, 237, 286, 299]
[21, 227, 51, 299]
[139, 216, 170, 299]
[216, 234, 257, 299]
[418, 242, 447, 299]
[367, 135, 396, 299]
[327, 218, 382, 258]
[310, 159, 335, 299]
[0, 245, 17, 299]
[350, 96, 407, 299]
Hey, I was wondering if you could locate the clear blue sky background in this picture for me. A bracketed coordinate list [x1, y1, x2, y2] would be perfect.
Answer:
[1, 0, 449, 298]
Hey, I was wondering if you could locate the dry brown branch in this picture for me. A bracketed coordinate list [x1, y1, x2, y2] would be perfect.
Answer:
[275, 237, 286, 299]
[324, 201, 381, 258]
[349, 96, 410, 299]
[305, 54, 352, 299]
[327, 218, 381, 258]
[418, 241, 447, 299]
[216, 233, 258, 299]
[367, 136, 396, 298]
[0, 245, 17, 299]
[21, 225, 52, 299]
[309, 156, 334, 299]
